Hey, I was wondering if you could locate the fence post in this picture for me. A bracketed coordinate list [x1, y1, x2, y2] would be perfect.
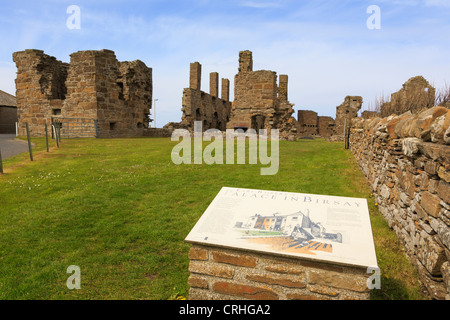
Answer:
[45, 123, 49, 152]
[52, 124, 59, 148]
[25, 122, 33, 161]
[344, 119, 350, 150]
[0, 147, 3, 174]
[57, 125, 61, 145]
[94, 120, 98, 138]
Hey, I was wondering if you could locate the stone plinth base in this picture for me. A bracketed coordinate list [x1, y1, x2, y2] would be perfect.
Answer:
[187, 244, 371, 300]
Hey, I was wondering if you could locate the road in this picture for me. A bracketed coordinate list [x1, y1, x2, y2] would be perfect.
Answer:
[0, 134, 33, 160]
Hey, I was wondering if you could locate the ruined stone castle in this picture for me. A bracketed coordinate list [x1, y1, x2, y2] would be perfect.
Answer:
[13, 48, 362, 140]
[13, 49, 152, 138]
[166, 50, 298, 140]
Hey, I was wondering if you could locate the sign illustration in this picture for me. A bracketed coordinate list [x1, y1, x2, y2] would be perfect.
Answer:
[185, 187, 378, 269]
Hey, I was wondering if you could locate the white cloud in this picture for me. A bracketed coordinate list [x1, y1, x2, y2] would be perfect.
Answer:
[424, 0, 450, 7]
[239, 1, 283, 8]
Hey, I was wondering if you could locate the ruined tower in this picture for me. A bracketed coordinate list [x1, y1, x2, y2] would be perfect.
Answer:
[227, 50, 297, 139]
[13, 49, 152, 138]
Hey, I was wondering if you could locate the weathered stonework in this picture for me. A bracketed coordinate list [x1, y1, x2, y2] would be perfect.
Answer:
[317, 116, 335, 138]
[350, 106, 450, 299]
[13, 49, 152, 138]
[187, 244, 371, 300]
[295, 110, 335, 138]
[381, 76, 436, 118]
[335, 96, 363, 137]
[297, 110, 319, 137]
[361, 111, 380, 119]
[165, 62, 232, 132]
[227, 51, 298, 141]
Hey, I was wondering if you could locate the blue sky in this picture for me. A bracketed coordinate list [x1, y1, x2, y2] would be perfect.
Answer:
[1, 0, 450, 125]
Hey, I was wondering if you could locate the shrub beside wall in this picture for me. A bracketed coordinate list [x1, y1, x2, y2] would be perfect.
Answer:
[350, 106, 450, 300]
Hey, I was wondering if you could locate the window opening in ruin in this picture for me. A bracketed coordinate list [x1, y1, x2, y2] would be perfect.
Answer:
[234, 126, 248, 132]
[137, 122, 143, 128]
[52, 109, 62, 116]
[195, 109, 201, 121]
[251, 115, 265, 131]
[212, 112, 219, 129]
[117, 82, 124, 100]
[110, 122, 116, 130]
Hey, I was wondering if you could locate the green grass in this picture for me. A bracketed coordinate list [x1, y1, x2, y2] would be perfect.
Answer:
[0, 137, 427, 300]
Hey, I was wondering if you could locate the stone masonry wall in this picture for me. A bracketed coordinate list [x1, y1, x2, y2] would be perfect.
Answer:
[165, 62, 231, 132]
[13, 49, 152, 138]
[227, 51, 297, 140]
[318, 116, 335, 138]
[296, 111, 335, 138]
[187, 244, 371, 300]
[13, 49, 69, 136]
[335, 96, 363, 136]
[350, 106, 450, 299]
[381, 76, 435, 118]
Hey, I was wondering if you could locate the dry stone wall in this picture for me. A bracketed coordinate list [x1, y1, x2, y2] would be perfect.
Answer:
[350, 106, 450, 299]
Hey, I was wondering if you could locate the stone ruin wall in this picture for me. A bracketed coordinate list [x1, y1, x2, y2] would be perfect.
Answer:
[13, 50, 69, 136]
[381, 76, 436, 118]
[349, 106, 450, 299]
[297, 110, 318, 136]
[296, 110, 335, 138]
[335, 96, 363, 136]
[227, 50, 298, 141]
[13, 49, 152, 138]
[296, 95, 364, 140]
[165, 51, 298, 140]
[317, 116, 335, 138]
[164, 62, 231, 132]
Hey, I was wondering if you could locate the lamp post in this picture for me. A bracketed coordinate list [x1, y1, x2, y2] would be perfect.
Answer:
[153, 99, 158, 128]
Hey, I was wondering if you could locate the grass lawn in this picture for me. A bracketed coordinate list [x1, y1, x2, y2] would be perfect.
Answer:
[0, 136, 428, 300]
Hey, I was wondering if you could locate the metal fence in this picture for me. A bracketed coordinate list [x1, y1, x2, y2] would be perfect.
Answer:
[51, 117, 98, 138]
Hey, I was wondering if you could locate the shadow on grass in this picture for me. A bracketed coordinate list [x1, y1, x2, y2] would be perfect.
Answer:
[371, 274, 429, 300]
